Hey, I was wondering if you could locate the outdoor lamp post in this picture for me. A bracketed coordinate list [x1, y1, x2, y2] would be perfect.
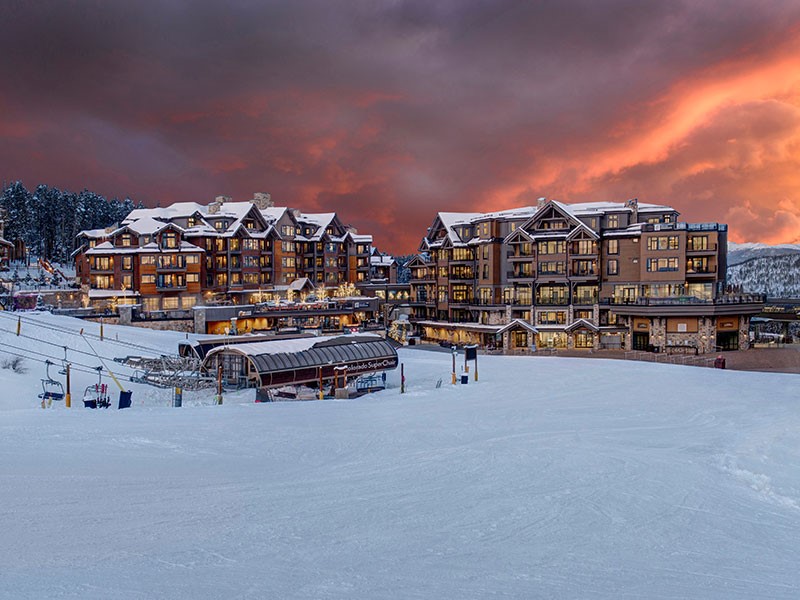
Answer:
[451, 344, 457, 385]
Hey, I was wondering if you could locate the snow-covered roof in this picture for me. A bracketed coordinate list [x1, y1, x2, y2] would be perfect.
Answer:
[298, 212, 336, 229]
[565, 318, 599, 332]
[205, 333, 382, 357]
[371, 255, 395, 267]
[78, 228, 112, 239]
[259, 206, 289, 223]
[123, 202, 206, 223]
[88, 289, 140, 298]
[348, 233, 373, 243]
[85, 242, 133, 255]
[288, 277, 313, 291]
[496, 319, 539, 335]
[124, 216, 175, 236]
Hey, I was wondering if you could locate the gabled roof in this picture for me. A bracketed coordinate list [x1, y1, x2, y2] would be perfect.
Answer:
[496, 319, 539, 335]
[566, 222, 600, 241]
[565, 318, 599, 332]
[123, 216, 177, 236]
[259, 206, 290, 223]
[503, 228, 534, 244]
[288, 277, 314, 292]
[77, 228, 112, 239]
[519, 200, 585, 233]
[405, 255, 429, 268]
[347, 232, 373, 243]
[123, 202, 207, 223]
[371, 255, 396, 267]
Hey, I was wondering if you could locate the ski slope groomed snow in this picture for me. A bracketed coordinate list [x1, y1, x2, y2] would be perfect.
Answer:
[2, 315, 800, 598]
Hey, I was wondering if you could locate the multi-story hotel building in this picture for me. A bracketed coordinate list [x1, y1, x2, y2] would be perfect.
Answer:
[74, 193, 373, 311]
[409, 198, 763, 353]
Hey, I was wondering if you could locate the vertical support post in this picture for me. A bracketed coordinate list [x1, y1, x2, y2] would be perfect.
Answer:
[464, 352, 469, 373]
[174, 386, 182, 408]
[65, 363, 71, 408]
[100, 318, 104, 341]
[16, 316, 20, 336]
[215, 364, 223, 405]
[474, 353, 478, 382]
[318, 366, 324, 400]
[451, 347, 456, 384]
[400, 363, 405, 394]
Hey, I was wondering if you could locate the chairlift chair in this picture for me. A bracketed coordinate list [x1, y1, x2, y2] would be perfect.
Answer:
[83, 366, 111, 409]
[354, 373, 386, 394]
[38, 360, 65, 407]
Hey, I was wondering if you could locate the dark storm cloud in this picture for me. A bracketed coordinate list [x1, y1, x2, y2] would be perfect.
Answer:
[2, 0, 800, 251]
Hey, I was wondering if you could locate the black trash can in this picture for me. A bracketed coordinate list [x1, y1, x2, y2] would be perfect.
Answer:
[461, 374, 469, 384]
[118, 390, 133, 409]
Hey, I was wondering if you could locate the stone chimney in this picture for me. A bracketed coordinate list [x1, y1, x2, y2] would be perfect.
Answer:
[537, 197, 548, 209]
[626, 197, 639, 223]
[251, 192, 273, 210]
[208, 195, 231, 215]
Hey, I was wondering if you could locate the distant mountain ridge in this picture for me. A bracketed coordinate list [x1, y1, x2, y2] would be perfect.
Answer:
[727, 242, 800, 297]
[727, 242, 800, 266]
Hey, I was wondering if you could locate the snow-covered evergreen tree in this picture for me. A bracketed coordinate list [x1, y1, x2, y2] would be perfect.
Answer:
[0, 182, 138, 263]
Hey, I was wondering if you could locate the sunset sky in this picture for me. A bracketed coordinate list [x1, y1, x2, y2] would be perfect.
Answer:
[3, 1, 800, 253]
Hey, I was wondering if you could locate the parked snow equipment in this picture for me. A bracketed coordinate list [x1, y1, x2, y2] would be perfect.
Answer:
[38, 360, 65, 408]
[83, 366, 111, 409]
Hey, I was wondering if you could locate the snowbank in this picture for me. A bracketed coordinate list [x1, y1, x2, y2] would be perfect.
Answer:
[2, 319, 800, 598]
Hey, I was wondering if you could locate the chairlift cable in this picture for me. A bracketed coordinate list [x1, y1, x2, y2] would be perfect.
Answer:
[0, 311, 176, 356]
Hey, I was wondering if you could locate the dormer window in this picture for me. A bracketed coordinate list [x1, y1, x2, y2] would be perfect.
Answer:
[161, 232, 179, 249]
[120, 234, 132, 247]
[607, 215, 620, 228]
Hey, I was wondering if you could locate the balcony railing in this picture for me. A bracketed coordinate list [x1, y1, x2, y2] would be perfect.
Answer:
[686, 266, 717, 274]
[535, 297, 569, 305]
[686, 243, 718, 252]
[600, 293, 765, 306]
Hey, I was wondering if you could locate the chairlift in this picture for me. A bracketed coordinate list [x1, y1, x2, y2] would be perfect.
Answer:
[83, 366, 111, 409]
[38, 359, 65, 407]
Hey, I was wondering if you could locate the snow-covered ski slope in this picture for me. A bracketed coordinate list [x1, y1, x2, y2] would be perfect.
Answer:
[2, 316, 800, 598]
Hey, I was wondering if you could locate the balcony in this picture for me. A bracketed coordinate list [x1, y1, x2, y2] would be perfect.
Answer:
[686, 243, 718, 254]
[156, 264, 186, 272]
[602, 296, 764, 317]
[509, 269, 534, 280]
[156, 284, 187, 291]
[572, 295, 598, 305]
[686, 266, 717, 276]
[535, 297, 569, 306]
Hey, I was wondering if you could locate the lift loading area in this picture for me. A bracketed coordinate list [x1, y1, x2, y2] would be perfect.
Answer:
[201, 333, 398, 396]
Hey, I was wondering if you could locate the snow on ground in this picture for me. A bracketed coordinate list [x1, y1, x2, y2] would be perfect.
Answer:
[2, 317, 800, 598]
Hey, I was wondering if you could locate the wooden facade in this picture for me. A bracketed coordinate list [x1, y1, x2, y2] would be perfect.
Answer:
[410, 198, 762, 352]
[74, 195, 375, 310]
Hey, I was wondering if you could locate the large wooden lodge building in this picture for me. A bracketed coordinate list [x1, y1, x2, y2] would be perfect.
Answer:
[74, 193, 374, 312]
[408, 198, 763, 353]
